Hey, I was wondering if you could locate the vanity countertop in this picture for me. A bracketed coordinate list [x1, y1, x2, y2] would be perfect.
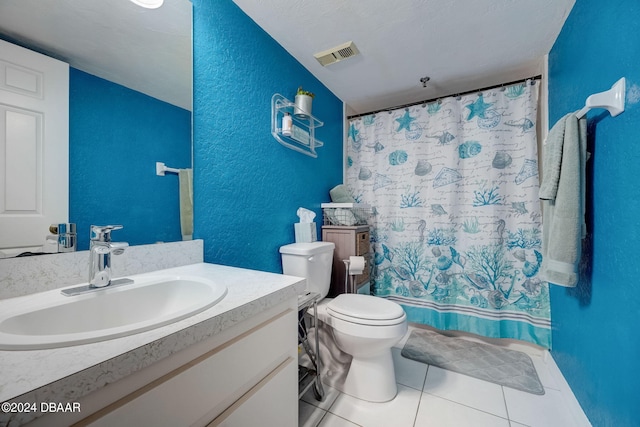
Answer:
[0, 263, 305, 407]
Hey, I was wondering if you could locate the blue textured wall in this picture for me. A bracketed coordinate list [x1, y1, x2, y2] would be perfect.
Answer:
[548, 2, 640, 426]
[69, 68, 192, 249]
[192, 0, 343, 273]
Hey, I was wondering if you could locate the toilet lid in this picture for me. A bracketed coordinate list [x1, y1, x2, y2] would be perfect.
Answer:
[279, 241, 335, 256]
[327, 294, 405, 321]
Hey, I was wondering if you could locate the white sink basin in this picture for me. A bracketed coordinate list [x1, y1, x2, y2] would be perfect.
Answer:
[0, 275, 227, 350]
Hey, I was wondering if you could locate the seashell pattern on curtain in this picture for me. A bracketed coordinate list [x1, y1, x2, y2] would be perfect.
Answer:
[346, 81, 551, 348]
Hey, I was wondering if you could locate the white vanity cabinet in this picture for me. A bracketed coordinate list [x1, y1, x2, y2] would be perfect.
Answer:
[0, 263, 305, 427]
[56, 301, 298, 427]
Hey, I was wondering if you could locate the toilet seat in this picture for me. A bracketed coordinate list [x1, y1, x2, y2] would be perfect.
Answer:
[325, 309, 407, 340]
[327, 294, 406, 326]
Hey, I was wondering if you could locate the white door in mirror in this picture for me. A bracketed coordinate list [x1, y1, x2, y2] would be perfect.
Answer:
[0, 40, 69, 251]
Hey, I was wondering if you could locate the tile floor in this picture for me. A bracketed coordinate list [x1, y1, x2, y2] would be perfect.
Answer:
[299, 329, 586, 427]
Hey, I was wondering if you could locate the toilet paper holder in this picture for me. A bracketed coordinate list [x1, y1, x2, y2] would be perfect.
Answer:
[342, 256, 366, 294]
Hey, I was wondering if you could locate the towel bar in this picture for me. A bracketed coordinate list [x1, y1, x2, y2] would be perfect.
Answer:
[156, 162, 180, 176]
[575, 77, 625, 118]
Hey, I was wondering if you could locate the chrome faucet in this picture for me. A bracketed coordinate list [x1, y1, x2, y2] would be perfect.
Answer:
[89, 225, 129, 287]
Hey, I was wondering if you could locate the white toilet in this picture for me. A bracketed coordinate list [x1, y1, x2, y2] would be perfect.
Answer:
[280, 241, 408, 403]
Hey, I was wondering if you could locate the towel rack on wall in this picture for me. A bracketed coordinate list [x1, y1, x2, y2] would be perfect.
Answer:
[575, 77, 626, 118]
[156, 162, 180, 176]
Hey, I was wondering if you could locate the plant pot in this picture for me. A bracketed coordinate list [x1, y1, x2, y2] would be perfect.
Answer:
[294, 94, 313, 118]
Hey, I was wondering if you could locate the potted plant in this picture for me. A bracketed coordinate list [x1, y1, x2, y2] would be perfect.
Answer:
[294, 86, 314, 118]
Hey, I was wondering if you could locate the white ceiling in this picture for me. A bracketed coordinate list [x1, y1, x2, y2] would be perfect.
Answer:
[0, 0, 192, 111]
[233, 0, 575, 115]
[0, 1, 575, 116]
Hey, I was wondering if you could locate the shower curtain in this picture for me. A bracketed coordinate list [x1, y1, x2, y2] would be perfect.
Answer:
[346, 81, 551, 348]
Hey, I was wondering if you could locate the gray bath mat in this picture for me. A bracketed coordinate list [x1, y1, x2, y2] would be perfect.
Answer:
[401, 329, 544, 395]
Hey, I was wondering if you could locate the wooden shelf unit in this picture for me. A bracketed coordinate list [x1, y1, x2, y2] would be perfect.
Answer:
[322, 225, 371, 297]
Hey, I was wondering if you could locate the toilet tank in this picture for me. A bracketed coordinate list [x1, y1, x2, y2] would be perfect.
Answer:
[279, 241, 335, 299]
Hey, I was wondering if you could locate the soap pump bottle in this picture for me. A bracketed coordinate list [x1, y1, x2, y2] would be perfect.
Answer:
[282, 112, 292, 136]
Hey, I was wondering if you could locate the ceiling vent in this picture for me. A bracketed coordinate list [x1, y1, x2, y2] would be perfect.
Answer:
[314, 41, 360, 67]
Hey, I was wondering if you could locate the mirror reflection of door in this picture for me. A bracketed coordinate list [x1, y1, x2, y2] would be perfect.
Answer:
[0, 39, 69, 251]
[0, 0, 192, 253]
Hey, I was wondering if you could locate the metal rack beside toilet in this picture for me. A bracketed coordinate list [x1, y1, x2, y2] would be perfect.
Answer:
[297, 292, 325, 401]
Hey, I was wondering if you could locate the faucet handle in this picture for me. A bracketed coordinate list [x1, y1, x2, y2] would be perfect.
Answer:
[90, 225, 123, 242]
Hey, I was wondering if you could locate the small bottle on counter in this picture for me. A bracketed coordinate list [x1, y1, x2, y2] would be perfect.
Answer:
[282, 112, 292, 136]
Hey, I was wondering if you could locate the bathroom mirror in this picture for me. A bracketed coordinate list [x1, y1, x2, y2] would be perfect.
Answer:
[0, 0, 193, 254]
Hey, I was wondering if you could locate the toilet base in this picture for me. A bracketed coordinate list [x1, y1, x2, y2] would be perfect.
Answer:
[341, 350, 398, 402]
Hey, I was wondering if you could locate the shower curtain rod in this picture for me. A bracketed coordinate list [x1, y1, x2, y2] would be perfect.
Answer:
[347, 75, 542, 120]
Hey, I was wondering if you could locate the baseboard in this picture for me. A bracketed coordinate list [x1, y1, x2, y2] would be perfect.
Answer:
[544, 351, 592, 427]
